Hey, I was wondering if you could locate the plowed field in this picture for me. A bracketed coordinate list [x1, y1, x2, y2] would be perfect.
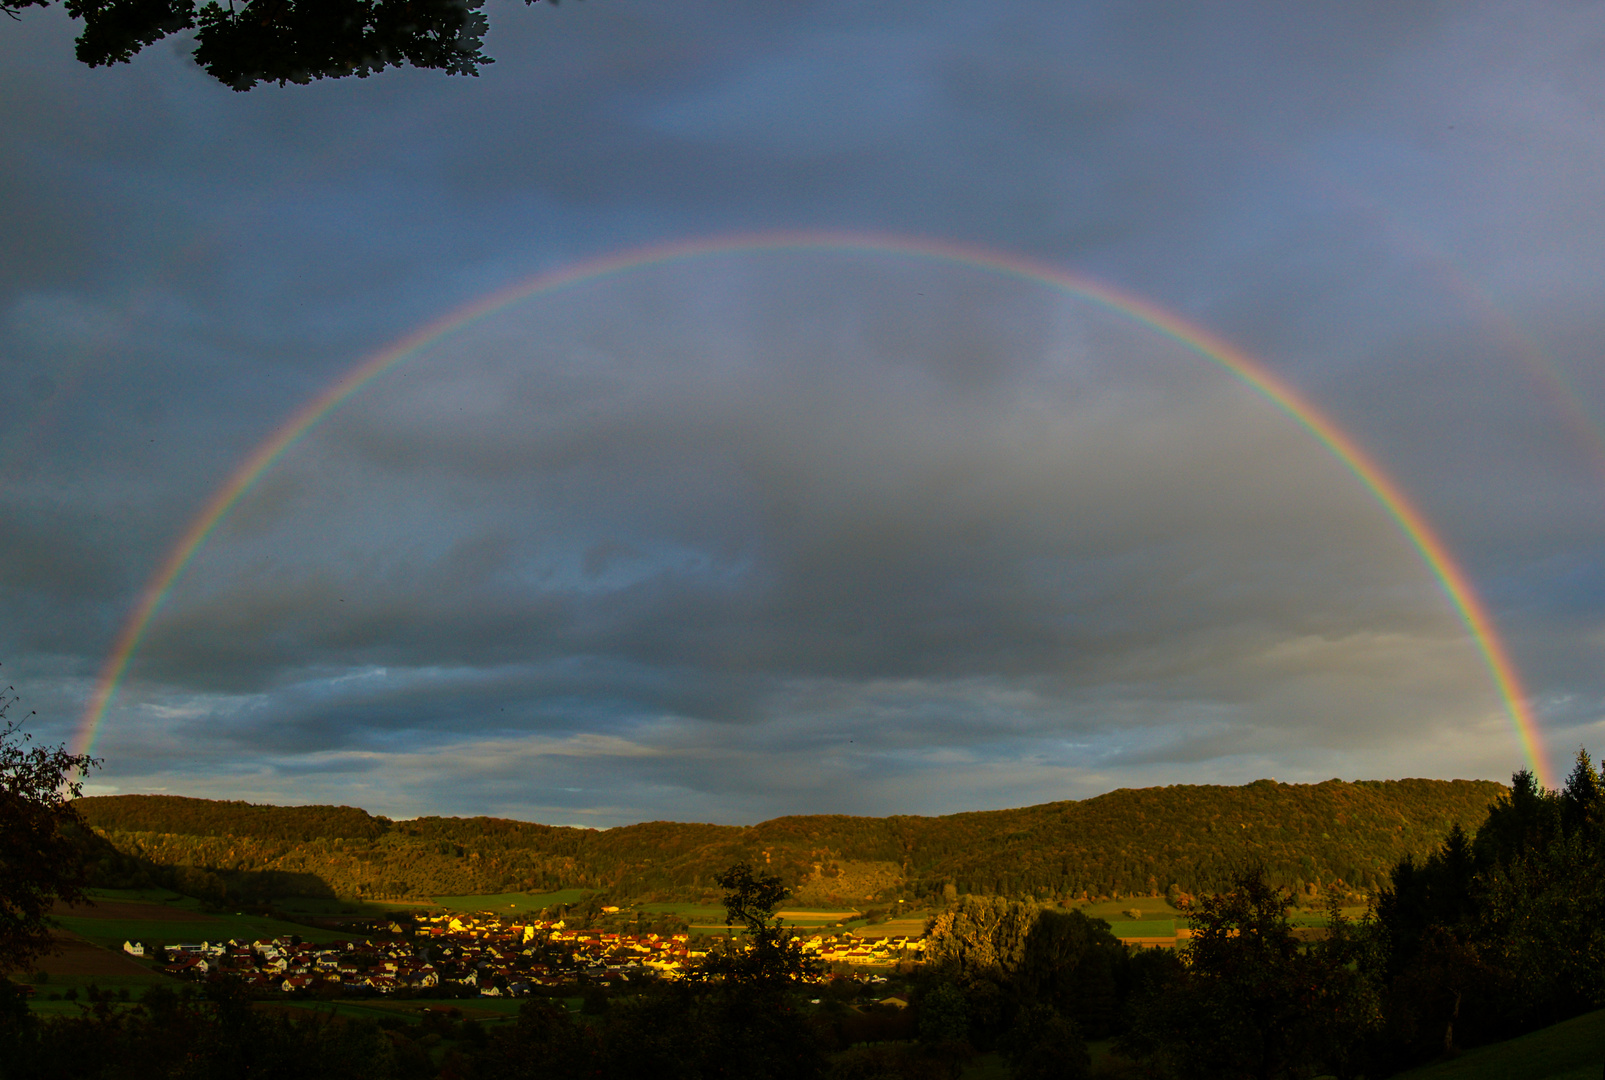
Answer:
[50, 898, 217, 923]
[33, 930, 156, 977]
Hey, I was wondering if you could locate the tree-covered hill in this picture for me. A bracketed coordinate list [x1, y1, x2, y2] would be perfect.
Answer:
[75, 778, 1505, 906]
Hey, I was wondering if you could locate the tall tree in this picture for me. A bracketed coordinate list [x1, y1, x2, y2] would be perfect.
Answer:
[1013, 907, 1128, 1039]
[923, 895, 1041, 985]
[697, 861, 820, 986]
[0, 675, 100, 973]
[1122, 866, 1379, 1080]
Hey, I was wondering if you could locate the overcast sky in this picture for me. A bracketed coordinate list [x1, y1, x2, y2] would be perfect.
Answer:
[4, 1, 1604, 826]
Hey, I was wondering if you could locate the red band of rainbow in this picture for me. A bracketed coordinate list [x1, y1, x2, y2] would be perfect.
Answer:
[73, 231, 1551, 788]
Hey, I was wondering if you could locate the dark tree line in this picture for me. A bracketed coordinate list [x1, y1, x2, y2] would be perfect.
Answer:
[75, 777, 1502, 908]
[902, 757, 1605, 1079]
[8, 777, 1605, 1080]
[1363, 750, 1605, 1069]
[1121, 752, 1605, 1078]
[911, 883, 1370, 1079]
[10, 682, 1601, 1079]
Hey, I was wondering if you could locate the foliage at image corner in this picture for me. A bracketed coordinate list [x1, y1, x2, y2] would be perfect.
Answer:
[1093, 747, 1605, 1078]
[4, 0, 563, 92]
[0, 675, 100, 974]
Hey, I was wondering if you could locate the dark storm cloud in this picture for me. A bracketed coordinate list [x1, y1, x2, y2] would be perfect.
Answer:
[84, 255, 1506, 822]
[3, 1, 1603, 819]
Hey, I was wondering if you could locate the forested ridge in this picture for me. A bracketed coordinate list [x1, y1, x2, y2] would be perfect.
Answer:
[74, 778, 1504, 905]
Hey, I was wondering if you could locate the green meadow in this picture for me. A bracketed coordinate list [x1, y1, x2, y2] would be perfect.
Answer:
[638, 902, 727, 919]
[634, 901, 917, 936]
[54, 888, 355, 951]
[1391, 1008, 1605, 1080]
[429, 889, 592, 914]
[23, 996, 151, 1019]
[1105, 919, 1175, 939]
[55, 913, 351, 952]
[1064, 897, 1367, 931]
[18, 974, 176, 1008]
[274, 896, 437, 918]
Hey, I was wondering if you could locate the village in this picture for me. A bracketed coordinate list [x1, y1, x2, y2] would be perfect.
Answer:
[135, 911, 929, 997]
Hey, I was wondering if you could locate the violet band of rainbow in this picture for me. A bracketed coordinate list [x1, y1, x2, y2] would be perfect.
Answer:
[72, 231, 1552, 789]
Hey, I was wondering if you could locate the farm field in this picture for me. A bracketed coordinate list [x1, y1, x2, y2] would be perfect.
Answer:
[1106, 918, 1177, 940]
[15, 930, 179, 1013]
[15, 925, 182, 1013]
[49, 889, 352, 951]
[1072, 898, 1190, 922]
[28, 929, 166, 979]
[24, 995, 151, 1019]
[430, 889, 591, 914]
[636, 901, 840, 934]
[639, 902, 727, 919]
[1066, 896, 1367, 929]
[275, 896, 438, 918]
[671, 904, 931, 936]
[1393, 1007, 1605, 1080]
[839, 917, 927, 939]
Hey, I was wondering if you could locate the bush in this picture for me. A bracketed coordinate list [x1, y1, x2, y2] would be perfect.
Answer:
[1001, 1003, 1089, 1080]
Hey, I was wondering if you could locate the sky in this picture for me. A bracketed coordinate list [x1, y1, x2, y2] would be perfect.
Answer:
[3, 0, 1605, 826]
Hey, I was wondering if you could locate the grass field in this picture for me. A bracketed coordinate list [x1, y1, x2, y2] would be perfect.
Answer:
[1394, 1008, 1605, 1080]
[662, 903, 932, 937]
[841, 917, 928, 939]
[639, 902, 727, 919]
[23, 996, 155, 1019]
[430, 889, 591, 914]
[1062, 897, 1368, 931]
[75, 888, 190, 905]
[636, 901, 862, 934]
[52, 889, 354, 951]
[274, 897, 438, 918]
[55, 912, 351, 951]
[264, 996, 527, 1025]
[17, 971, 178, 1016]
[1107, 919, 1176, 939]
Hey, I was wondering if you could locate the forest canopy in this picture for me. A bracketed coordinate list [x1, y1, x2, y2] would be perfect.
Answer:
[75, 777, 1504, 906]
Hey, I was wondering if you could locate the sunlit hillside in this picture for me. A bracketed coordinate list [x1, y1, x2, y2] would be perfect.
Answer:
[76, 777, 1505, 906]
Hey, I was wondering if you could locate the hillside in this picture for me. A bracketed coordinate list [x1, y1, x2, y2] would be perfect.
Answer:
[75, 777, 1507, 905]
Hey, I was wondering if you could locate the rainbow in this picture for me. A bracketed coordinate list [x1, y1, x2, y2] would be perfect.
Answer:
[73, 231, 1553, 788]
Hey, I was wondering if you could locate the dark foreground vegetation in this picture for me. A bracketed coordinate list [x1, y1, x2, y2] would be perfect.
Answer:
[11, 761, 1605, 1080]
[73, 776, 1502, 909]
[9, 684, 1605, 1078]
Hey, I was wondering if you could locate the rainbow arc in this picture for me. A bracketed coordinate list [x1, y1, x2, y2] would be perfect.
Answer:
[73, 232, 1551, 788]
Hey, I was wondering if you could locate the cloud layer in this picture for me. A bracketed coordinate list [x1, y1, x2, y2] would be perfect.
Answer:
[4, 1, 1604, 823]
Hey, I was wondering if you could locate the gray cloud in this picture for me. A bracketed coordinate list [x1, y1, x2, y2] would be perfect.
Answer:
[2, 0, 1601, 819]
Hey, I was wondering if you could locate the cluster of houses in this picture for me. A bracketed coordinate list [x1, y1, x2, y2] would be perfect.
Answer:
[806, 935, 924, 967]
[124, 913, 926, 997]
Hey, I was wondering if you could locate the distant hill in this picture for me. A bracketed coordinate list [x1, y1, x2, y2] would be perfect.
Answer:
[76, 777, 1506, 906]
